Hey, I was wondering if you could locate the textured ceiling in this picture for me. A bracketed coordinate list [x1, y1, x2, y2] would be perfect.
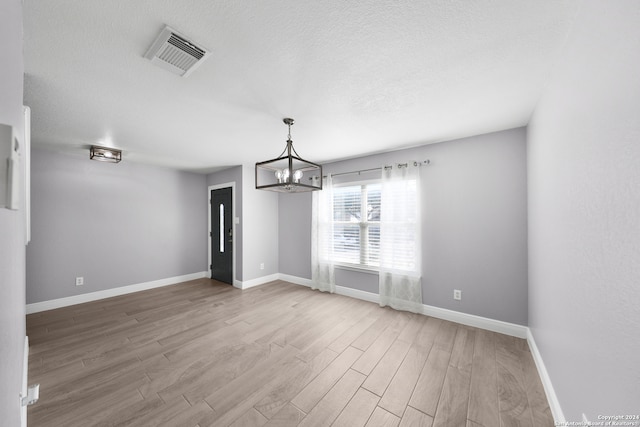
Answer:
[23, 0, 578, 173]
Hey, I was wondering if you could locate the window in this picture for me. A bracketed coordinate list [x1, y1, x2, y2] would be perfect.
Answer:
[312, 165, 421, 303]
[331, 182, 381, 268]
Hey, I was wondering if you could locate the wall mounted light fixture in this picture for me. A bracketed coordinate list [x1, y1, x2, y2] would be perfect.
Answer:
[255, 118, 322, 192]
[90, 146, 122, 163]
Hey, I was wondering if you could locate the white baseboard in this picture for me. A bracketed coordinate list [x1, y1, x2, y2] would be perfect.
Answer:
[279, 273, 380, 303]
[278, 273, 312, 287]
[26, 271, 208, 314]
[278, 273, 528, 338]
[236, 273, 280, 290]
[527, 328, 565, 423]
[335, 285, 380, 304]
[421, 305, 528, 338]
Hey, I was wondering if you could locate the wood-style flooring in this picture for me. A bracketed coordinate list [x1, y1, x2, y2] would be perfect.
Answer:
[26, 279, 553, 426]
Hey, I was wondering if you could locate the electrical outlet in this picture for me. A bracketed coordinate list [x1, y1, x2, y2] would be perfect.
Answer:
[453, 289, 462, 300]
[260, 263, 264, 270]
[75, 277, 84, 286]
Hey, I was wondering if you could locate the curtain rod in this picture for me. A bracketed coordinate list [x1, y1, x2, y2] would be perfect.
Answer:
[319, 159, 430, 179]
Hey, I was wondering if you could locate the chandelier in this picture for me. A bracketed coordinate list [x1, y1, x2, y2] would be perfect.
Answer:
[255, 118, 322, 192]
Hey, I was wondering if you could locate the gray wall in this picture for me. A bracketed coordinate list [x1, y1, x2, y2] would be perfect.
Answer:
[241, 164, 279, 281]
[207, 166, 243, 281]
[279, 128, 528, 325]
[0, 0, 26, 424]
[528, 0, 640, 420]
[26, 149, 208, 303]
[279, 192, 312, 279]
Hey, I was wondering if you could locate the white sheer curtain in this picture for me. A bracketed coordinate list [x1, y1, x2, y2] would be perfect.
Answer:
[379, 163, 422, 313]
[311, 175, 336, 293]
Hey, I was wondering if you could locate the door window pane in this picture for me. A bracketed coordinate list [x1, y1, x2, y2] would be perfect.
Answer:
[219, 204, 224, 253]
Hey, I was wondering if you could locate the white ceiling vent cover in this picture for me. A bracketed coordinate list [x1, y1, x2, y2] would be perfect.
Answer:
[144, 26, 210, 77]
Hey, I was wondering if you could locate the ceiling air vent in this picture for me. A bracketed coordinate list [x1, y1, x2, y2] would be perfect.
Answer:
[144, 26, 210, 77]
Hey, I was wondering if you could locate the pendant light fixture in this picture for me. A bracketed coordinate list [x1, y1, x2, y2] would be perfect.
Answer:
[255, 118, 322, 192]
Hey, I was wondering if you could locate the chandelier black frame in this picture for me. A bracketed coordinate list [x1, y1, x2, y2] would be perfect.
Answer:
[255, 118, 323, 192]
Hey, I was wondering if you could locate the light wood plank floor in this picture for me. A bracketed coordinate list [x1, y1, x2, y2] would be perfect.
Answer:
[26, 279, 553, 427]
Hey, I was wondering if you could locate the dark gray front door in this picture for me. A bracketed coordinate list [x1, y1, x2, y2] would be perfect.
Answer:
[211, 187, 233, 284]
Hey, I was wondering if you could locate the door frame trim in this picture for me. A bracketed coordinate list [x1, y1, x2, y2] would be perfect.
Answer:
[208, 182, 236, 286]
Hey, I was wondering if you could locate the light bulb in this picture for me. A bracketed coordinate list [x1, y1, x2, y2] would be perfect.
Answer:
[282, 168, 290, 180]
[293, 170, 303, 183]
[104, 151, 113, 158]
[274, 169, 283, 183]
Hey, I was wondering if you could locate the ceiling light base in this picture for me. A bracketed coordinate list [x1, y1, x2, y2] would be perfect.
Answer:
[90, 145, 122, 163]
